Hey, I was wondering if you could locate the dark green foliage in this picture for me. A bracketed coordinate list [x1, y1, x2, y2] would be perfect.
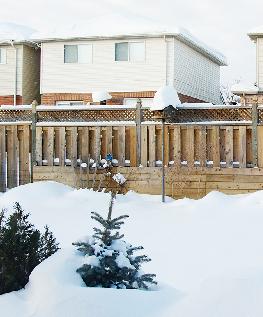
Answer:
[39, 225, 60, 262]
[0, 202, 59, 295]
[73, 195, 157, 290]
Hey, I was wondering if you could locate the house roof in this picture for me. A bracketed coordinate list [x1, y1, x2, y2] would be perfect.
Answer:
[231, 82, 259, 95]
[0, 22, 36, 43]
[32, 14, 227, 66]
[248, 26, 263, 41]
[0, 17, 227, 66]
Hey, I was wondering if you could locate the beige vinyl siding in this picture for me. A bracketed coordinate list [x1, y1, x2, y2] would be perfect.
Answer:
[173, 39, 221, 104]
[0, 44, 23, 96]
[166, 38, 175, 86]
[257, 38, 263, 90]
[40, 38, 167, 93]
[22, 46, 41, 104]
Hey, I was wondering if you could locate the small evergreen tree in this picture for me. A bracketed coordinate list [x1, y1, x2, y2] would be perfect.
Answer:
[39, 225, 60, 262]
[0, 203, 59, 295]
[73, 194, 157, 289]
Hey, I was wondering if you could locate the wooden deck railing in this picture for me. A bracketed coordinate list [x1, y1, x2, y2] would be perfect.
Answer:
[0, 102, 262, 191]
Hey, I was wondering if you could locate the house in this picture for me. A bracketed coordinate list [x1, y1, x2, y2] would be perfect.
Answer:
[0, 23, 40, 105]
[233, 27, 263, 104]
[34, 18, 227, 106]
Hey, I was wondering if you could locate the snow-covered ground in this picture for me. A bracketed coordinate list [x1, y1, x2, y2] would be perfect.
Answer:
[1, 181, 263, 316]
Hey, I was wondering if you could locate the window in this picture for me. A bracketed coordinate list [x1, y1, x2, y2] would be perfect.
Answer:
[56, 101, 84, 106]
[64, 44, 92, 64]
[115, 42, 145, 62]
[0, 48, 7, 64]
[129, 42, 145, 62]
[115, 42, 128, 61]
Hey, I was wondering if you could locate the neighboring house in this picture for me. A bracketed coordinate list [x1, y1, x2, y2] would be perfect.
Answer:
[0, 23, 40, 105]
[36, 23, 227, 105]
[248, 27, 263, 93]
[232, 27, 263, 104]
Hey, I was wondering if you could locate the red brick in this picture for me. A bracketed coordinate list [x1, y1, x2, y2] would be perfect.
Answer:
[41, 92, 205, 105]
[0, 95, 23, 106]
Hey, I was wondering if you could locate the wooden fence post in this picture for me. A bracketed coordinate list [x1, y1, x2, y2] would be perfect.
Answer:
[31, 100, 38, 183]
[0, 127, 6, 192]
[136, 99, 142, 166]
[252, 102, 258, 167]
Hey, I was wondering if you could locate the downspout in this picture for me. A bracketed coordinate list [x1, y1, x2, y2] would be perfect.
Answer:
[164, 35, 168, 86]
[164, 35, 175, 87]
[10, 40, 17, 106]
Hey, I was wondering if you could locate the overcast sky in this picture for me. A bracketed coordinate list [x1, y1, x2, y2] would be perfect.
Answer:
[0, 0, 262, 85]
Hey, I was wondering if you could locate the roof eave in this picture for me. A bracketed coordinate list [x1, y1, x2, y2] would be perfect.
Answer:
[247, 33, 263, 42]
[31, 32, 227, 66]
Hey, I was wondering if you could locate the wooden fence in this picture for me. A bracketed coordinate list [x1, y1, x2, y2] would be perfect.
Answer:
[34, 124, 256, 168]
[0, 102, 263, 192]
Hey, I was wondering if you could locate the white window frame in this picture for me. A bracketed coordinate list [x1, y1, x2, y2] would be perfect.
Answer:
[64, 44, 93, 64]
[0, 48, 7, 64]
[56, 101, 84, 106]
[115, 41, 145, 62]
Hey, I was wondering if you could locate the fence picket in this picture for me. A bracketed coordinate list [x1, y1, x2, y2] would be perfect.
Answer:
[141, 125, 148, 167]
[7, 126, 18, 189]
[225, 126, 233, 167]
[148, 125, 156, 167]
[118, 126, 125, 166]
[19, 126, 30, 185]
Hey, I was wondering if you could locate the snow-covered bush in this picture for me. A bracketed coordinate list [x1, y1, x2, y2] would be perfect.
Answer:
[0, 203, 59, 295]
[73, 195, 157, 290]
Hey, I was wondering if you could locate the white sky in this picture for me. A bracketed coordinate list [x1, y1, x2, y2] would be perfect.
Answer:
[0, 0, 261, 85]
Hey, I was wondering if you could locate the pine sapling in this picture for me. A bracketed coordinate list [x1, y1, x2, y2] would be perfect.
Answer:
[73, 193, 157, 290]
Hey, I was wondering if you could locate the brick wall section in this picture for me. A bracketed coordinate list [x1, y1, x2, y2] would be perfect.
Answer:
[0, 95, 23, 106]
[41, 92, 205, 105]
[240, 94, 263, 105]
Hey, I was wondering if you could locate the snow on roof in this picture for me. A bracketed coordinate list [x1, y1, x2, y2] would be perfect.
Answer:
[231, 83, 259, 95]
[0, 22, 36, 42]
[248, 26, 263, 40]
[152, 86, 181, 111]
[31, 14, 227, 66]
[92, 91, 112, 102]
[0, 16, 227, 66]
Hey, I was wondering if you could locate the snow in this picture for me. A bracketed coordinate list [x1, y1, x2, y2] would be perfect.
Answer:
[0, 15, 226, 66]
[1, 181, 263, 316]
[115, 253, 134, 270]
[231, 82, 259, 95]
[248, 26, 263, 39]
[112, 173, 126, 185]
[31, 14, 226, 66]
[84, 254, 100, 267]
[92, 91, 112, 102]
[152, 86, 181, 111]
[0, 22, 36, 42]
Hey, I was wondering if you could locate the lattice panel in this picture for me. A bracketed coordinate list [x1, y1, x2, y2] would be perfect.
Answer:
[0, 106, 254, 123]
[165, 108, 252, 123]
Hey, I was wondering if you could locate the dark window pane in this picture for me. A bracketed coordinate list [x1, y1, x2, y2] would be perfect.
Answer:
[115, 42, 128, 61]
[64, 45, 78, 63]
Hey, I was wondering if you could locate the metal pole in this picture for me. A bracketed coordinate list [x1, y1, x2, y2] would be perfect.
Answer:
[30, 100, 37, 183]
[252, 102, 258, 167]
[162, 118, 165, 203]
[135, 99, 142, 166]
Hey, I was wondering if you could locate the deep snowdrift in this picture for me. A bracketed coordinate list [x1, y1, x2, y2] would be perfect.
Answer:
[1, 181, 263, 316]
